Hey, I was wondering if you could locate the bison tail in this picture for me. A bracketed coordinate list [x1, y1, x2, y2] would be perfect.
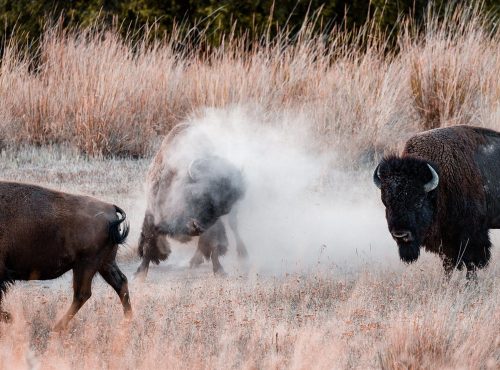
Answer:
[109, 205, 130, 245]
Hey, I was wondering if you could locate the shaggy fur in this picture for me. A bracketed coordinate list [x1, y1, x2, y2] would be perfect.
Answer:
[0, 182, 131, 329]
[135, 123, 247, 279]
[375, 125, 499, 276]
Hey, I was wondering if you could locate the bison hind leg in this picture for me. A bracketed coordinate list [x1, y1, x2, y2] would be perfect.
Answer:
[99, 262, 132, 318]
[0, 279, 13, 323]
[54, 263, 97, 331]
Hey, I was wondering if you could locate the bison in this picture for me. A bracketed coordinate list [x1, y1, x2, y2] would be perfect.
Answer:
[373, 125, 499, 278]
[135, 123, 247, 279]
[0, 182, 131, 330]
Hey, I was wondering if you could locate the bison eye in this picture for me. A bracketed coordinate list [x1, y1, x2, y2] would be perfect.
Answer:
[415, 199, 424, 209]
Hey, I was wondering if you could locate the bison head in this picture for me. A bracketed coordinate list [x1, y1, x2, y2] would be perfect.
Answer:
[157, 156, 245, 238]
[373, 156, 439, 263]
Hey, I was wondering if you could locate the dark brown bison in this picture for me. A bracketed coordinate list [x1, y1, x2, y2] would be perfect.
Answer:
[135, 123, 247, 279]
[0, 182, 131, 330]
[373, 125, 500, 278]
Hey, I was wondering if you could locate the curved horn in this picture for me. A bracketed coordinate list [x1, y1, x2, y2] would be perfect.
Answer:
[188, 159, 197, 181]
[373, 164, 382, 189]
[424, 164, 439, 192]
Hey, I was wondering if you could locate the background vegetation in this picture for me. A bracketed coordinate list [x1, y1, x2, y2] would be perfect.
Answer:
[0, 3, 498, 160]
[1, 1, 497, 45]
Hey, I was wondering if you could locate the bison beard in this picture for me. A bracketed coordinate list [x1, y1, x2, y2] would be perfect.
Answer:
[398, 244, 420, 263]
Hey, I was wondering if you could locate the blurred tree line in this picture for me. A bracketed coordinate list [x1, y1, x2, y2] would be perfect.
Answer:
[0, 0, 498, 45]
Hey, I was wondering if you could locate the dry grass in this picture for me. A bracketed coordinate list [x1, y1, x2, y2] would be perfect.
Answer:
[0, 148, 498, 370]
[0, 248, 498, 369]
[0, 5, 498, 161]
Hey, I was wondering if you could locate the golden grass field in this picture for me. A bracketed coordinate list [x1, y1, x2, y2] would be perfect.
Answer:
[0, 4, 499, 369]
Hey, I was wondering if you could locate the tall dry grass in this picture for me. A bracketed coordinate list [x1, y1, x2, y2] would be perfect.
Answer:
[0, 4, 498, 161]
[0, 254, 498, 369]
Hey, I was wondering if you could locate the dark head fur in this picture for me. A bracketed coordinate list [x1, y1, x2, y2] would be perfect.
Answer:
[156, 155, 245, 238]
[374, 155, 439, 263]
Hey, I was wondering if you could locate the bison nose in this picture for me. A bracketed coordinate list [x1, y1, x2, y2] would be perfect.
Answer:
[188, 219, 205, 234]
[391, 230, 413, 242]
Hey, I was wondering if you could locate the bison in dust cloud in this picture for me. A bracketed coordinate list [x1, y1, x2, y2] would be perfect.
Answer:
[373, 125, 499, 278]
[135, 123, 247, 280]
[0, 182, 131, 330]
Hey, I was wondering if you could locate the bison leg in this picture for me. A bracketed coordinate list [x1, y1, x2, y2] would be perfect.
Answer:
[99, 262, 132, 318]
[210, 247, 226, 275]
[465, 264, 478, 281]
[135, 213, 171, 281]
[189, 248, 205, 268]
[0, 280, 12, 323]
[442, 256, 457, 279]
[0, 261, 12, 323]
[134, 258, 151, 282]
[193, 220, 228, 274]
[54, 264, 96, 331]
[228, 210, 248, 259]
[198, 220, 228, 275]
[459, 230, 491, 280]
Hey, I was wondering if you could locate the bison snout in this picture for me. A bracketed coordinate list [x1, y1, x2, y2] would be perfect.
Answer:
[391, 230, 413, 242]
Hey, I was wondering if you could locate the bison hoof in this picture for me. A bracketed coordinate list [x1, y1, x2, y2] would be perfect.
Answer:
[0, 311, 12, 323]
[189, 257, 204, 269]
[53, 320, 68, 332]
[123, 311, 133, 325]
[213, 268, 227, 277]
[237, 248, 248, 260]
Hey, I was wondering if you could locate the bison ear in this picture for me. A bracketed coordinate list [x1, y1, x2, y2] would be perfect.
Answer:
[424, 163, 439, 192]
[373, 164, 382, 189]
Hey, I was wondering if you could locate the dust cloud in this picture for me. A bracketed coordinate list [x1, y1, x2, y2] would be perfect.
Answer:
[155, 107, 398, 275]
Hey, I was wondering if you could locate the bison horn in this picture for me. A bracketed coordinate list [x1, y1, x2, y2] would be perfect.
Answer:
[373, 164, 382, 189]
[424, 164, 439, 192]
[188, 159, 197, 181]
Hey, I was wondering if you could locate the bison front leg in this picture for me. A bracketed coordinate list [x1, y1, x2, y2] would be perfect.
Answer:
[99, 262, 132, 319]
[134, 257, 151, 282]
[54, 264, 96, 331]
[442, 256, 457, 280]
[135, 213, 171, 282]
[199, 220, 228, 275]
[189, 248, 205, 268]
[210, 247, 226, 275]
